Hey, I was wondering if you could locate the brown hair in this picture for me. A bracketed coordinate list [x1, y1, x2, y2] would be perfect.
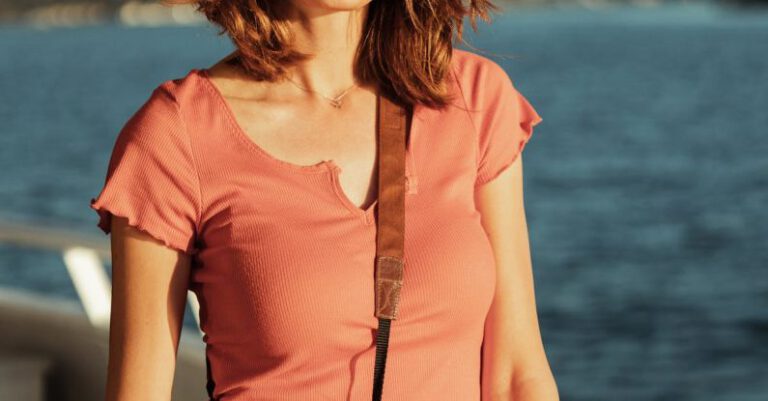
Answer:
[163, 0, 500, 108]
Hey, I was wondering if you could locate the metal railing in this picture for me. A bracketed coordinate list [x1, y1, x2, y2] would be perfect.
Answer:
[0, 217, 203, 335]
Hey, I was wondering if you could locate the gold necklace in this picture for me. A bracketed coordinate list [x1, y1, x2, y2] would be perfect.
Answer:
[285, 75, 357, 108]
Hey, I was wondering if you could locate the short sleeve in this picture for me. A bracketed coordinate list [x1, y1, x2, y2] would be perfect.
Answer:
[89, 83, 201, 255]
[474, 64, 543, 186]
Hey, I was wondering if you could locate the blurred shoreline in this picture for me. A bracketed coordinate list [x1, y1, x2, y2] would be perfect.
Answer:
[2, 0, 766, 29]
[0, 1, 204, 28]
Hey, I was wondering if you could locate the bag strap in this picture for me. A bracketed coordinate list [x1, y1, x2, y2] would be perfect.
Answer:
[207, 91, 409, 401]
[371, 92, 409, 401]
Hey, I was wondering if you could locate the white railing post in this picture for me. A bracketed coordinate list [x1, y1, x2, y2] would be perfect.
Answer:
[62, 247, 112, 328]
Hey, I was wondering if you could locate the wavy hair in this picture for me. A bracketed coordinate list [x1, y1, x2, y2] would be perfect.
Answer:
[163, 0, 500, 108]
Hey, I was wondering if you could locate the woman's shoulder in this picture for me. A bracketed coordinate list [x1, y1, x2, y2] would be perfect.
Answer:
[149, 67, 206, 109]
[448, 48, 532, 120]
[119, 67, 215, 143]
[111, 67, 210, 157]
[450, 48, 515, 90]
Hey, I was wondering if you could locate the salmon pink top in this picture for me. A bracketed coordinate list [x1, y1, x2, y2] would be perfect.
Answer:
[89, 48, 543, 401]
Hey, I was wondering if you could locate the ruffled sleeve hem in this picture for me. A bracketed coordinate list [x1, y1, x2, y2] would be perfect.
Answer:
[474, 89, 543, 186]
[90, 196, 197, 256]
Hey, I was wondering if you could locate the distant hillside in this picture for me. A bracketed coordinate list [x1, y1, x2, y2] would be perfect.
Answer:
[0, 1, 202, 26]
[2, 0, 767, 27]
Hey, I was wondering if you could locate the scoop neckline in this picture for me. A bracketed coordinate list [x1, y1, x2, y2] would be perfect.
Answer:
[194, 67, 417, 177]
[194, 67, 343, 174]
[192, 67, 420, 224]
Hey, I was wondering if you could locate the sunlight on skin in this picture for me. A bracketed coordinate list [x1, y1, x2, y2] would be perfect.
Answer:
[105, 216, 191, 401]
[474, 155, 560, 401]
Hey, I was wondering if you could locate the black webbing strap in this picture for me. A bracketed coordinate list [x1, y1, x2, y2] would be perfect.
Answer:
[371, 92, 409, 401]
[206, 353, 216, 400]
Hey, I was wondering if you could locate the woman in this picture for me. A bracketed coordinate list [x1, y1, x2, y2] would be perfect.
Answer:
[89, 0, 557, 400]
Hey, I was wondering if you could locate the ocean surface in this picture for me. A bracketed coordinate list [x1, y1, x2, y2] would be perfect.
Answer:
[1, 3, 767, 400]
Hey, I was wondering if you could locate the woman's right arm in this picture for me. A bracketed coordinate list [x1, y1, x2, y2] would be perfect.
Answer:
[105, 216, 192, 401]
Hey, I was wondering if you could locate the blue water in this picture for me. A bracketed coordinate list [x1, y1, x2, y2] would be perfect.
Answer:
[1, 4, 767, 400]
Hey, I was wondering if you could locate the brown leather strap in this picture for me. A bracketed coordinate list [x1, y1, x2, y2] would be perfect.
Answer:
[374, 93, 408, 320]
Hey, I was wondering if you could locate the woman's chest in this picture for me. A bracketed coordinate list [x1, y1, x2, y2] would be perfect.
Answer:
[189, 101, 495, 342]
[192, 201, 496, 350]
[194, 99, 481, 241]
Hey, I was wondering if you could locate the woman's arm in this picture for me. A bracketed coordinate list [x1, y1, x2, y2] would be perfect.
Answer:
[474, 156, 559, 401]
[105, 216, 192, 401]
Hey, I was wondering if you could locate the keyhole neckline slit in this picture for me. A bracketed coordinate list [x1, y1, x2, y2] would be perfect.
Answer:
[194, 67, 415, 224]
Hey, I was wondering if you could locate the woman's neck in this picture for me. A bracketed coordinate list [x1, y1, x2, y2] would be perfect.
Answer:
[280, 3, 371, 95]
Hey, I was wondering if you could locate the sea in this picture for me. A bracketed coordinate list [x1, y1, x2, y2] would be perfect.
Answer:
[1, 3, 766, 400]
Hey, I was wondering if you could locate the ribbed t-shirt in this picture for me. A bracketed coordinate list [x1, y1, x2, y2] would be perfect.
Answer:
[89, 48, 543, 401]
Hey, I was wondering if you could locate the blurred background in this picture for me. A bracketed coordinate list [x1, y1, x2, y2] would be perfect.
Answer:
[1, 0, 766, 400]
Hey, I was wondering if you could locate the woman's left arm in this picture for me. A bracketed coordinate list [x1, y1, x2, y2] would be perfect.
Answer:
[475, 155, 559, 401]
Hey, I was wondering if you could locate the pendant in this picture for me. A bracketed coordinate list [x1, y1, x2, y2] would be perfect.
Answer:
[330, 99, 343, 108]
